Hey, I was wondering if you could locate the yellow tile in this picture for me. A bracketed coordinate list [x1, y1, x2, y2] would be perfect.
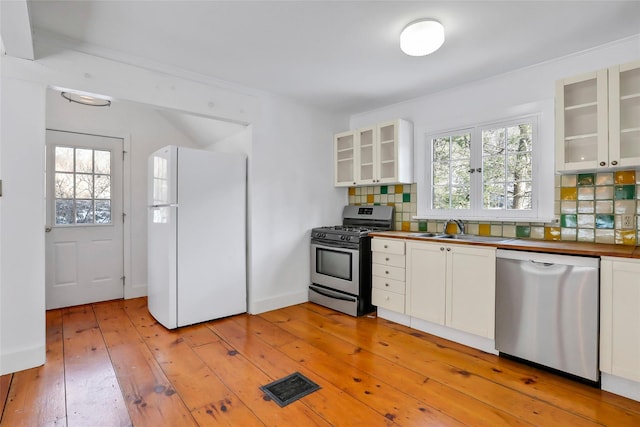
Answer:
[395, 184, 404, 194]
[401, 221, 411, 231]
[615, 170, 636, 184]
[348, 187, 356, 196]
[478, 223, 491, 236]
[615, 230, 637, 245]
[367, 194, 374, 204]
[560, 187, 577, 200]
[545, 227, 561, 240]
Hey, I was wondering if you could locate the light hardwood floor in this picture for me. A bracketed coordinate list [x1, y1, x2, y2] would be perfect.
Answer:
[2, 297, 640, 426]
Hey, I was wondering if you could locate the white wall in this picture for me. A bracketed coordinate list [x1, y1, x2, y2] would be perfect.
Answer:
[350, 35, 640, 219]
[0, 47, 347, 374]
[46, 90, 202, 298]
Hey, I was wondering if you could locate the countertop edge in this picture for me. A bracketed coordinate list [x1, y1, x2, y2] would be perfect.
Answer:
[369, 231, 640, 259]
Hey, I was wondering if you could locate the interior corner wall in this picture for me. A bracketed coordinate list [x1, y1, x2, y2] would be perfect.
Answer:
[0, 77, 47, 374]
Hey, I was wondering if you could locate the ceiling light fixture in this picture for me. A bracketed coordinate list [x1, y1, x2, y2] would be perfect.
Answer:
[61, 91, 111, 107]
[400, 19, 445, 56]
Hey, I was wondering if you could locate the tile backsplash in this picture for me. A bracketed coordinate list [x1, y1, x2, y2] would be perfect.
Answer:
[348, 169, 640, 246]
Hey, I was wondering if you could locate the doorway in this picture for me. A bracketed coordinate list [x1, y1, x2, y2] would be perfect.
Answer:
[45, 129, 124, 309]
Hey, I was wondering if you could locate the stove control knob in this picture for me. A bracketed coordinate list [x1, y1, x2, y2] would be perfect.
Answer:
[346, 236, 352, 241]
[340, 235, 346, 240]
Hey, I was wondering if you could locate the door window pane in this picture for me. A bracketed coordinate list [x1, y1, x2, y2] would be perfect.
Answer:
[54, 146, 112, 225]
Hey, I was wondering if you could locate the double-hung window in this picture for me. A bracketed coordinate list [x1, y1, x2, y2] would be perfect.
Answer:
[423, 115, 539, 220]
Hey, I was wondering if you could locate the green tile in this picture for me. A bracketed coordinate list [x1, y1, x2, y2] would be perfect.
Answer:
[560, 214, 577, 228]
[373, 203, 380, 206]
[402, 193, 411, 202]
[595, 214, 614, 229]
[380, 185, 388, 194]
[577, 173, 595, 186]
[614, 184, 636, 200]
[418, 221, 428, 231]
[516, 225, 530, 238]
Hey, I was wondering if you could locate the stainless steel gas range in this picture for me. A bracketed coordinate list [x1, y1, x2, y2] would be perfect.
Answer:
[309, 205, 394, 316]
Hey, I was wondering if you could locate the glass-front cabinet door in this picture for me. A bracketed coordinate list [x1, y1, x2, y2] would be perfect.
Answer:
[357, 126, 376, 185]
[334, 130, 356, 187]
[376, 121, 398, 183]
[555, 69, 609, 171]
[609, 60, 640, 168]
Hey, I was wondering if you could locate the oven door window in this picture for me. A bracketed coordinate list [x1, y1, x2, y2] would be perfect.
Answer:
[316, 247, 352, 281]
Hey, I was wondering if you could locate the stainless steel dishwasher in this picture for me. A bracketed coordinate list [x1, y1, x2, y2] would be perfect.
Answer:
[495, 249, 600, 382]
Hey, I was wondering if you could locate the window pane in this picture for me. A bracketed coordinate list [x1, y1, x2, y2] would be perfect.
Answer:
[95, 175, 111, 199]
[95, 200, 111, 224]
[507, 124, 532, 152]
[450, 134, 471, 159]
[451, 160, 471, 186]
[55, 147, 74, 172]
[55, 173, 74, 198]
[482, 128, 505, 156]
[484, 183, 505, 209]
[433, 186, 450, 209]
[483, 155, 505, 182]
[432, 138, 450, 162]
[55, 200, 74, 224]
[433, 162, 449, 186]
[75, 174, 93, 199]
[75, 200, 94, 224]
[508, 181, 532, 209]
[451, 186, 471, 209]
[507, 153, 532, 182]
[94, 150, 111, 174]
[75, 148, 93, 173]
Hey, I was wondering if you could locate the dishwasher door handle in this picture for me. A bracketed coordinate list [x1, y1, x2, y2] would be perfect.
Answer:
[529, 259, 555, 267]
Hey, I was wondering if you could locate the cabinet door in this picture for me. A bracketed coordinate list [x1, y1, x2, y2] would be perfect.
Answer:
[555, 69, 609, 171]
[334, 130, 357, 187]
[406, 241, 446, 324]
[608, 60, 640, 168]
[600, 258, 640, 381]
[376, 121, 398, 184]
[446, 245, 496, 338]
[357, 126, 376, 185]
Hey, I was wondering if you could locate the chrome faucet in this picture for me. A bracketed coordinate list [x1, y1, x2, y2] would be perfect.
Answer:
[444, 219, 465, 235]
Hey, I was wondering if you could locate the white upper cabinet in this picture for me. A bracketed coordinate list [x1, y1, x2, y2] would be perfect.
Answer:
[335, 119, 413, 187]
[556, 60, 640, 172]
[608, 60, 640, 168]
[334, 130, 357, 186]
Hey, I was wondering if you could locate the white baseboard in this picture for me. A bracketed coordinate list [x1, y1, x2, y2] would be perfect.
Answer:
[249, 289, 308, 314]
[601, 373, 640, 402]
[376, 308, 497, 355]
[125, 283, 148, 299]
[0, 344, 46, 375]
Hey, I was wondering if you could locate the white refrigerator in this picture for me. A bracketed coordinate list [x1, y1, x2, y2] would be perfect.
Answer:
[147, 145, 246, 329]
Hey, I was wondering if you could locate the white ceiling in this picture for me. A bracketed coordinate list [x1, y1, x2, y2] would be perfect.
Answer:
[12, 1, 640, 115]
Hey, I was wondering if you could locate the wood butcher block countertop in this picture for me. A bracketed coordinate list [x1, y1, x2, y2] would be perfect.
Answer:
[369, 231, 640, 259]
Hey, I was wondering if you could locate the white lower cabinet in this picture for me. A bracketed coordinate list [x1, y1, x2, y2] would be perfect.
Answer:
[600, 257, 640, 382]
[371, 238, 406, 313]
[406, 240, 496, 339]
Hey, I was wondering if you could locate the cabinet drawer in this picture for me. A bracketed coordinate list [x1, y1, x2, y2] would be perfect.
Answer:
[373, 264, 405, 282]
[372, 252, 405, 268]
[372, 238, 405, 255]
[372, 288, 405, 313]
[373, 276, 405, 294]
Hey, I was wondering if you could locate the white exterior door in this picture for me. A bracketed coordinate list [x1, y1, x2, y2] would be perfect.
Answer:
[45, 130, 124, 309]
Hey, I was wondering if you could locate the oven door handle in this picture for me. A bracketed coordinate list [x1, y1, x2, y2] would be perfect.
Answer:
[310, 286, 356, 302]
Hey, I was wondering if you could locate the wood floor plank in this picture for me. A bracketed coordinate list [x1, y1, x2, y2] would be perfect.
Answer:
[209, 316, 398, 427]
[124, 299, 264, 425]
[260, 310, 531, 426]
[3, 297, 640, 426]
[193, 338, 331, 427]
[301, 303, 640, 426]
[93, 300, 198, 426]
[1, 310, 66, 426]
[62, 305, 131, 427]
[275, 304, 605, 426]
[0, 374, 11, 416]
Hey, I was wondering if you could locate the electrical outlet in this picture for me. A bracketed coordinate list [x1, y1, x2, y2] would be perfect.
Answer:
[621, 214, 635, 229]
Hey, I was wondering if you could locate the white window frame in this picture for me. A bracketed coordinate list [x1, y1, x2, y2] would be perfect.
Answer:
[419, 113, 548, 221]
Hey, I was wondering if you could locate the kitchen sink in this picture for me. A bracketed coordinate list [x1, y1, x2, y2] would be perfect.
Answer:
[408, 233, 512, 243]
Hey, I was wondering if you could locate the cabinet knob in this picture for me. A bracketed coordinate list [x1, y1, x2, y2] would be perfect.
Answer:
[385, 257, 390, 261]
[446, 247, 451, 251]
[611, 160, 618, 166]
[384, 245, 388, 248]
[385, 283, 389, 287]
[440, 247, 445, 251]
[600, 161, 606, 166]
[385, 270, 389, 274]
